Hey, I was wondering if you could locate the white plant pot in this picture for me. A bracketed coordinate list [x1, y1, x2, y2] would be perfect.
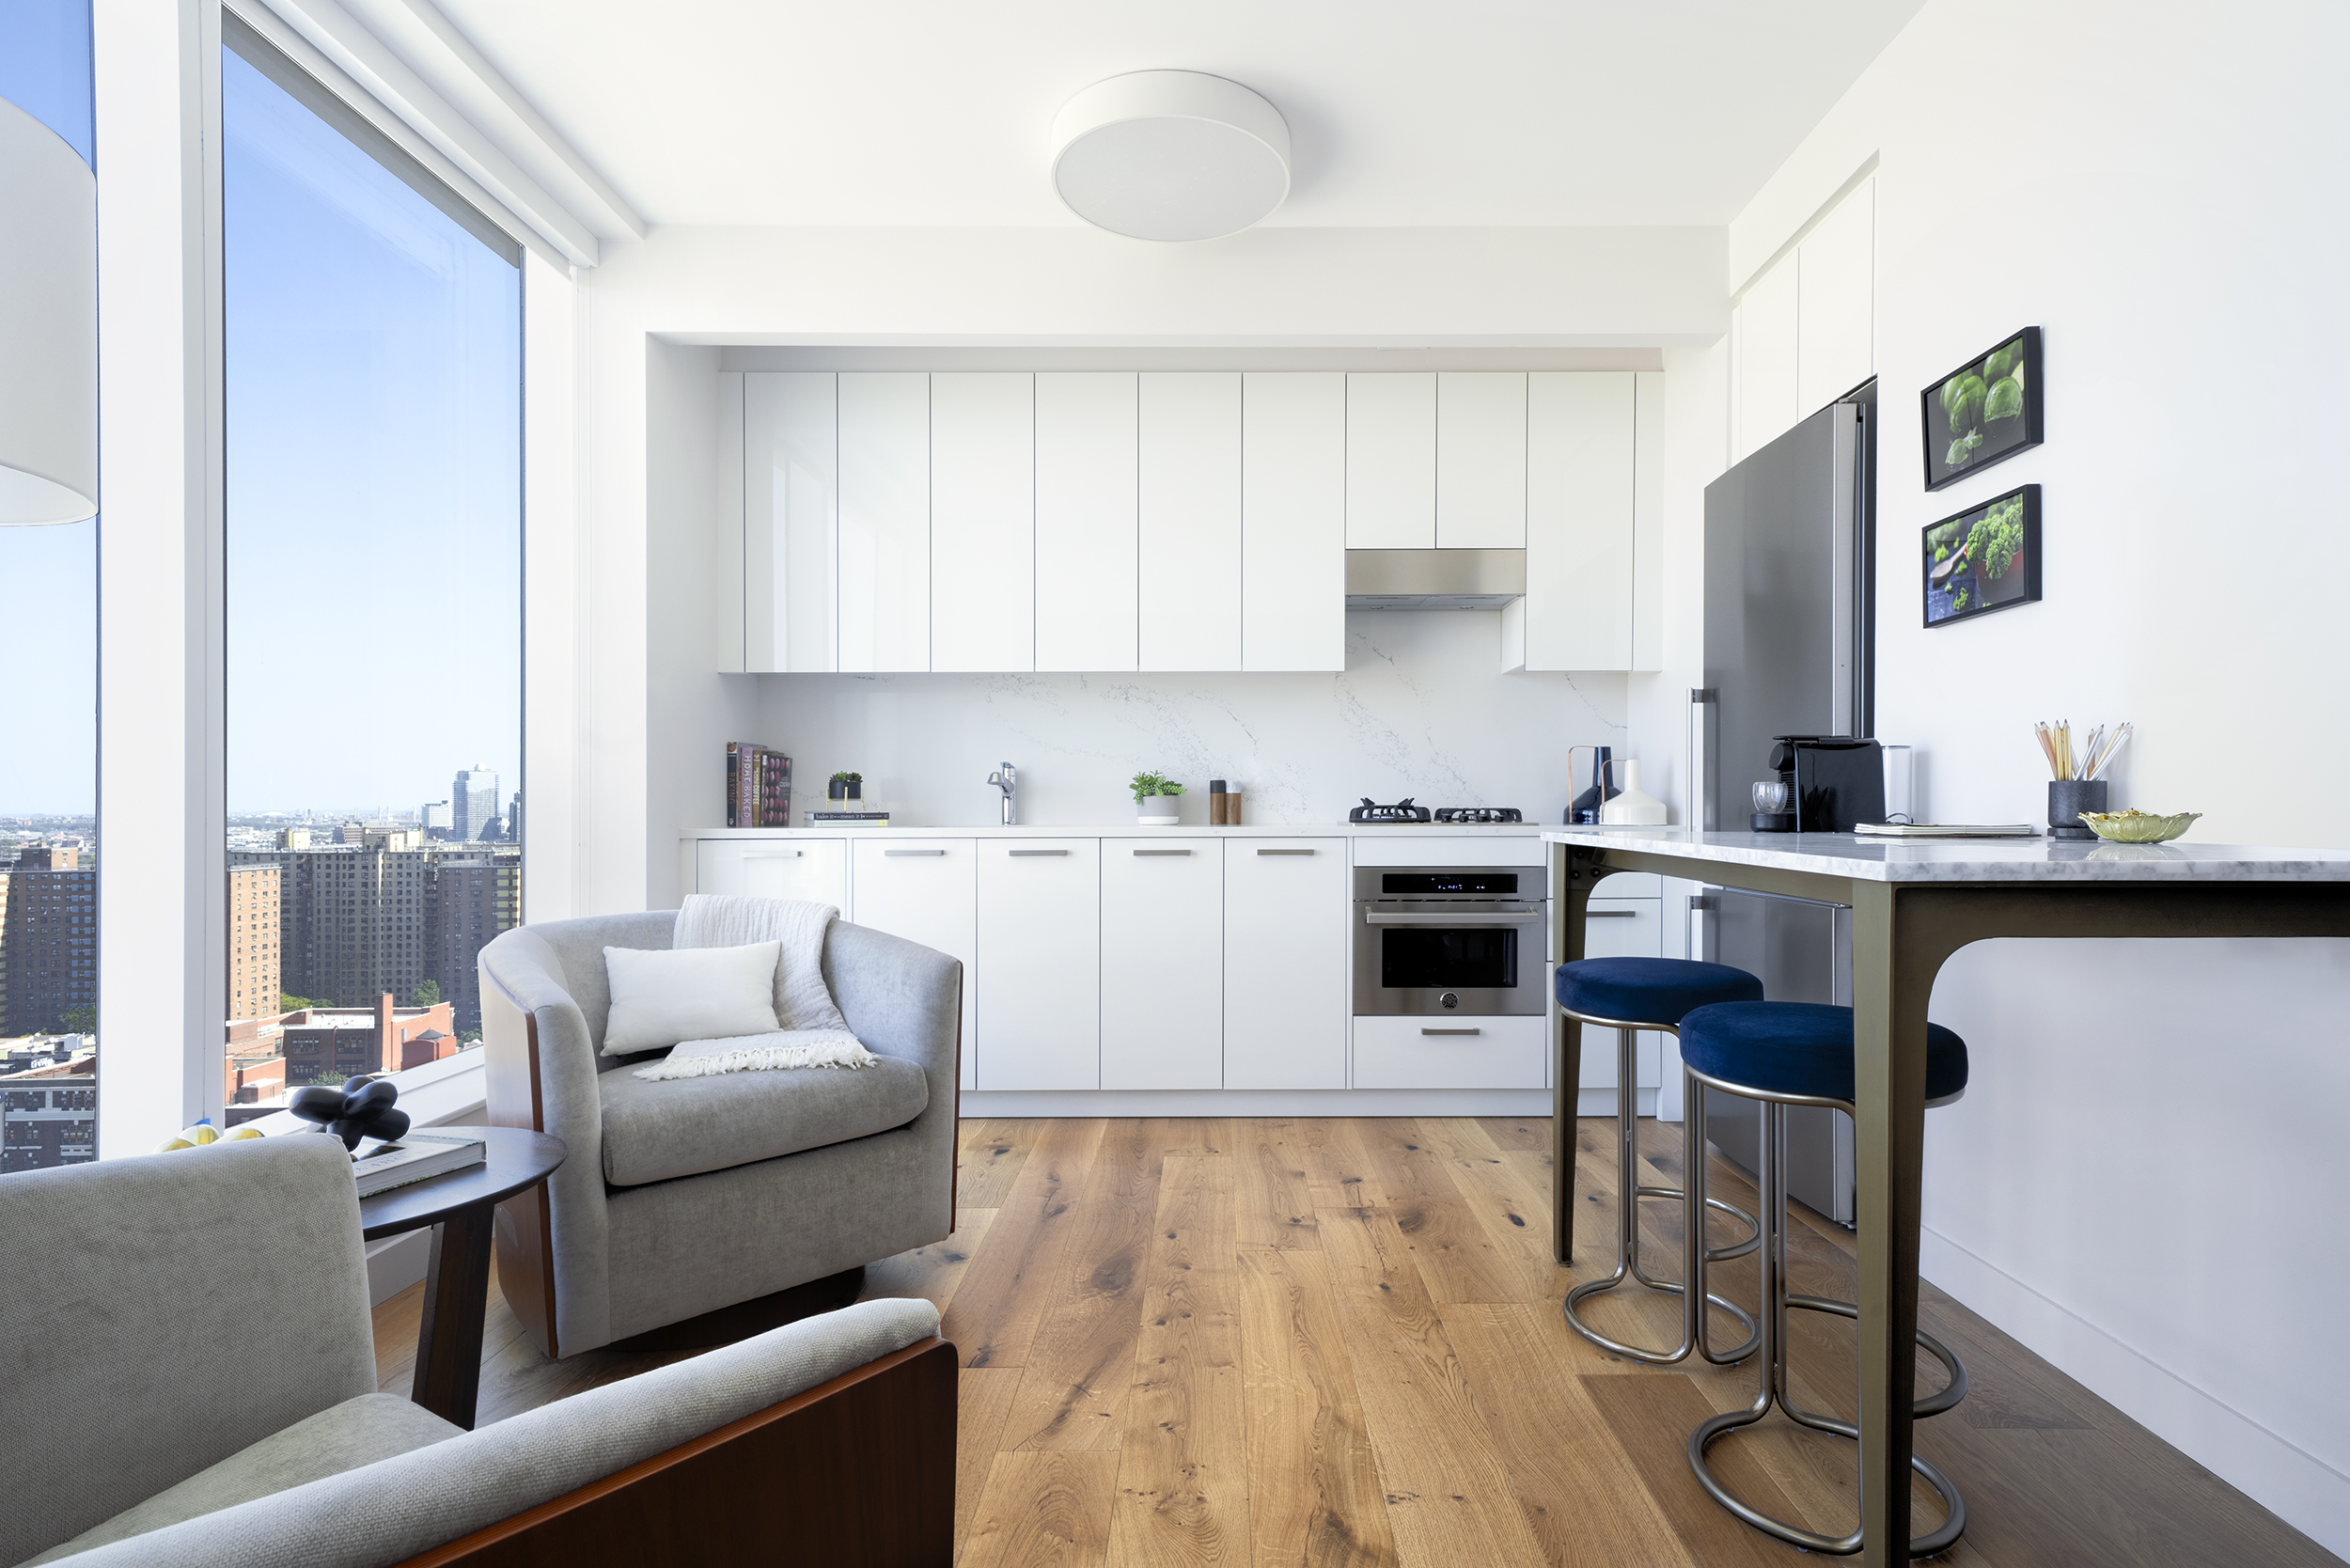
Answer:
[1137, 797, 1181, 826]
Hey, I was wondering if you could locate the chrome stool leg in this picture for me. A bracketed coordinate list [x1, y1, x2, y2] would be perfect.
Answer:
[1685, 1092, 1967, 1558]
[1562, 1015, 1761, 1366]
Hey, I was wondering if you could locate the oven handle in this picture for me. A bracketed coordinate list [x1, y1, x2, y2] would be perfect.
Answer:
[1362, 908, 1546, 926]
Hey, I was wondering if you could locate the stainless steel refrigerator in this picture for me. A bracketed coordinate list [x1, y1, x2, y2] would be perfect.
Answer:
[1694, 389, 1874, 1224]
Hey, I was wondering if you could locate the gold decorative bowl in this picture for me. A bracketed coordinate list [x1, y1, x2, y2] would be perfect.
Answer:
[2079, 810, 2201, 843]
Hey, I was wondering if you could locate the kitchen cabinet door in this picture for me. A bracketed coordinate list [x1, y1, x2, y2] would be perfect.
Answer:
[931, 373, 1033, 672]
[1345, 372, 1435, 548]
[976, 839, 1101, 1090]
[1436, 371, 1528, 548]
[1525, 371, 1635, 671]
[1100, 841, 1223, 1090]
[1035, 371, 1138, 672]
[1796, 178, 1873, 416]
[744, 371, 838, 673]
[1240, 371, 1345, 672]
[1223, 839, 1347, 1090]
[1138, 372, 1241, 671]
[838, 371, 930, 672]
[850, 839, 978, 1090]
[716, 372, 744, 672]
[1735, 253, 1800, 460]
[1575, 897, 1664, 1097]
[694, 839, 848, 908]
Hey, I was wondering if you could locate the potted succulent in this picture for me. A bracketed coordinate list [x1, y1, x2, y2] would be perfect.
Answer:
[1131, 771, 1184, 826]
[828, 771, 863, 803]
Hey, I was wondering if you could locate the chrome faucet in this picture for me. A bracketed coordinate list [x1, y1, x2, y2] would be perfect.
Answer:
[987, 762, 1017, 825]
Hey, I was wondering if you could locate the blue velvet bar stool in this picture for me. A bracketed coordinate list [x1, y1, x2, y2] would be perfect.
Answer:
[1554, 955, 1766, 1364]
[1675, 999, 1971, 1559]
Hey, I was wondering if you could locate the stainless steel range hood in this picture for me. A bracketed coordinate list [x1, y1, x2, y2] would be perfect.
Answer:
[1344, 549, 1527, 610]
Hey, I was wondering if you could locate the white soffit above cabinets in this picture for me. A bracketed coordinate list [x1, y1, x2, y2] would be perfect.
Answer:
[419, 0, 1926, 229]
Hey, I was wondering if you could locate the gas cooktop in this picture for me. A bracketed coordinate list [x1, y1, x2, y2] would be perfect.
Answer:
[1347, 799, 1523, 825]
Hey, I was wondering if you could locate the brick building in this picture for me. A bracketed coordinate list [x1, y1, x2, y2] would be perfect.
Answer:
[274, 994, 459, 1090]
[1, 845, 98, 1036]
[1, 1043, 99, 1172]
[228, 862, 281, 1022]
[437, 855, 522, 1033]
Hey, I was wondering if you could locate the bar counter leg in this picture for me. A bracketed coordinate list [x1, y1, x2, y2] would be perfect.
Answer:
[1552, 845, 1594, 1265]
[1850, 885, 1931, 1566]
[413, 1203, 496, 1429]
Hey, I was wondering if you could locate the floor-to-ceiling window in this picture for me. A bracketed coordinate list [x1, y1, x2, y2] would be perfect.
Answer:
[220, 18, 521, 1123]
[0, 0, 99, 1171]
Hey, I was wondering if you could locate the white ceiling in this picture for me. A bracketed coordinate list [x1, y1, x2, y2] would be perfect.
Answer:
[421, 1, 1923, 231]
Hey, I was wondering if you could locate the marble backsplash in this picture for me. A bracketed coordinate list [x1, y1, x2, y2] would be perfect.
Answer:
[752, 611, 1627, 828]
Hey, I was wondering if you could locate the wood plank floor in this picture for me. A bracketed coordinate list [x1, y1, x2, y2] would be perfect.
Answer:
[373, 1117, 2340, 1567]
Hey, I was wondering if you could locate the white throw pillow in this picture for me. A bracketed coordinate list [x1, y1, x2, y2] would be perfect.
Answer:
[601, 941, 783, 1055]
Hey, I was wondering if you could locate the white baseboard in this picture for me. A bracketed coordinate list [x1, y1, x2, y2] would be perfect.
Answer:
[1919, 1226, 2350, 1560]
[367, 1230, 431, 1306]
[958, 1087, 1648, 1119]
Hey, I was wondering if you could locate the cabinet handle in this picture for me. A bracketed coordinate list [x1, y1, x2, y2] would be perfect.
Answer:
[1132, 848, 1192, 856]
[1421, 1027, 1481, 1036]
[1257, 848, 1316, 855]
[744, 851, 802, 860]
[1008, 849, 1069, 857]
[884, 849, 946, 856]
[1584, 908, 1637, 918]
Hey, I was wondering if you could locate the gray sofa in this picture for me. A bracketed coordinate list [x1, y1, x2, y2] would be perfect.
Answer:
[478, 911, 961, 1357]
[0, 1136, 953, 1568]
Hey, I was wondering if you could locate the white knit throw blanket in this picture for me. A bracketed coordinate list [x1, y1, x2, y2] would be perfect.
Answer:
[641, 894, 874, 1077]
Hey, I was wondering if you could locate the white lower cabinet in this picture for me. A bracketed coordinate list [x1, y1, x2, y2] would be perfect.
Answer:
[1577, 897, 1664, 1094]
[848, 839, 978, 1090]
[1223, 839, 1347, 1090]
[1100, 841, 1223, 1090]
[975, 840, 1101, 1090]
[694, 839, 848, 907]
[1354, 1013, 1545, 1090]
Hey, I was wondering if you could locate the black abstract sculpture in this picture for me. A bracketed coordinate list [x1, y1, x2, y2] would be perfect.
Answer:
[290, 1075, 411, 1151]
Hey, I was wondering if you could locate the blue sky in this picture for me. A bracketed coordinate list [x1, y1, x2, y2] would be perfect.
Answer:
[0, 18, 523, 819]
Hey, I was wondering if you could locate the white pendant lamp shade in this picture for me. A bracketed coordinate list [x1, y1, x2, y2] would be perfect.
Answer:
[1051, 71, 1291, 242]
[0, 97, 99, 525]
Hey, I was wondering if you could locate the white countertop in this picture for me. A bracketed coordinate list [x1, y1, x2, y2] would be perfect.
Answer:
[1542, 827, 2350, 883]
[688, 822, 1549, 839]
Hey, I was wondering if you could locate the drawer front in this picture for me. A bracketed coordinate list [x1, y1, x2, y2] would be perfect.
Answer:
[1353, 1013, 1545, 1090]
[695, 839, 847, 905]
[1352, 834, 1543, 869]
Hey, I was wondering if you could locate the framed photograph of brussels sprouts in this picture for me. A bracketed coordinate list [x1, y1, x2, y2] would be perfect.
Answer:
[1920, 326, 2042, 491]
[1924, 483, 2040, 627]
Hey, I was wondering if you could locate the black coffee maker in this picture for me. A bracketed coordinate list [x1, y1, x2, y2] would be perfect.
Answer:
[1754, 736, 1885, 833]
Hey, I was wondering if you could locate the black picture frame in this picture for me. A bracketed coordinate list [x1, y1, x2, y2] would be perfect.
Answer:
[1923, 483, 2040, 628]
[1920, 325, 2042, 491]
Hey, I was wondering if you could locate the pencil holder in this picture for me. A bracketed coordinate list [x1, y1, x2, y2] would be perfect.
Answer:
[2047, 779, 2108, 840]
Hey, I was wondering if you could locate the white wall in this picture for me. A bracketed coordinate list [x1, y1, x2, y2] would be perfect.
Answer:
[1711, 1, 2350, 1549]
[747, 611, 1622, 839]
[588, 224, 1728, 914]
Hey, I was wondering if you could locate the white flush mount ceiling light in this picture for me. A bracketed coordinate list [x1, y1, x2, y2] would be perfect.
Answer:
[1051, 71, 1291, 242]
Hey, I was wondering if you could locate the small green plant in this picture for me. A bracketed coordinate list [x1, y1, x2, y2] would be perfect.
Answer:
[1953, 584, 1970, 610]
[1966, 497, 2026, 582]
[829, 771, 862, 784]
[1130, 771, 1184, 803]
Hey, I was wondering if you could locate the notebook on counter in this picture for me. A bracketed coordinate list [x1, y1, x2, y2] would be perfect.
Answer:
[1854, 823, 2038, 839]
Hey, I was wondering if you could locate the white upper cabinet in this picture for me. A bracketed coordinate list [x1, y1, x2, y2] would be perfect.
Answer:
[1796, 178, 1874, 416]
[1735, 252, 1800, 462]
[1034, 372, 1139, 672]
[1344, 372, 1436, 548]
[1435, 371, 1528, 548]
[1525, 371, 1636, 671]
[930, 373, 1034, 673]
[838, 371, 931, 672]
[1139, 371, 1242, 671]
[1241, 372, 1345, 672]
[744, 371, 838, 673]
[716, 372, 744, 673]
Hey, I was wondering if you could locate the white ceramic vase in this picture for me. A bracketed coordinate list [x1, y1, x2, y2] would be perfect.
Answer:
[1137, 795, 1180, 826]
[1598, 760, 1668, 825]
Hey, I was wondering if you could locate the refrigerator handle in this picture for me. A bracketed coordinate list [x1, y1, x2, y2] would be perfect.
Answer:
[1687, 687, 1717, 832]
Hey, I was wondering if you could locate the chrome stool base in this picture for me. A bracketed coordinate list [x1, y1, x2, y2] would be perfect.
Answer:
[1685, 1090, 1967, 1558]
[1561, 1014, 1762, 1367]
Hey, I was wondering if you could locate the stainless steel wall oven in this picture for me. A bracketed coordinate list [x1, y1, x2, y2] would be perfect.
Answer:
[1352, 866, 1550, 1016]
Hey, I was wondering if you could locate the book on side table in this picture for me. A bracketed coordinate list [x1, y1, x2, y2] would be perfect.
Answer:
[352, 1131, 487, 1198]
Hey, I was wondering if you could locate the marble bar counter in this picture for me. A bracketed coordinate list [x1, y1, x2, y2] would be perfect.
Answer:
[691, 822, 1552, 839]
[1542, 826, 2350, 882]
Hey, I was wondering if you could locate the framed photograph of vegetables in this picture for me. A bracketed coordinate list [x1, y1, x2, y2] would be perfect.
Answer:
[1923, 483, 2040, 627]
[1921, 326, 2042, 491]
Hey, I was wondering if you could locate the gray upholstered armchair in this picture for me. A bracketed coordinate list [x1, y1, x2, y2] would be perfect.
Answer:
[478, 911, 960, 1357]
[0, 1136, 952, 1567]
